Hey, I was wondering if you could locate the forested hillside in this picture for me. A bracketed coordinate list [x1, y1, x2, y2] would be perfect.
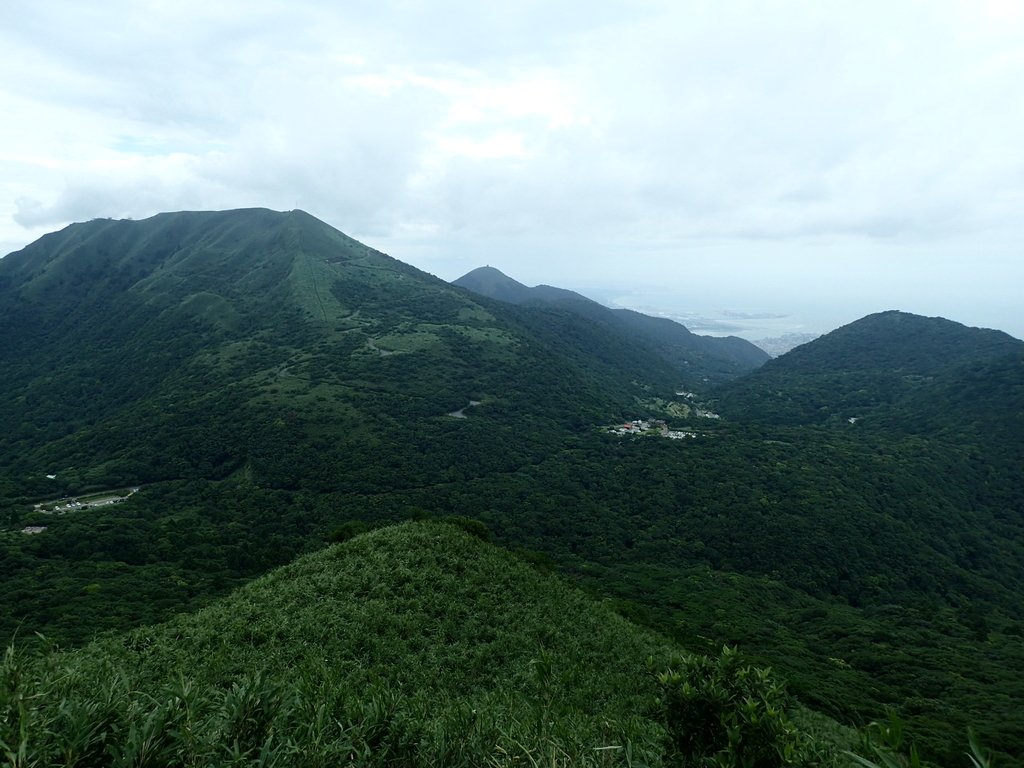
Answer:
[0, 209, 682, 496]
[1, 211, 1021, 765]
[714, 310, 1024, 427]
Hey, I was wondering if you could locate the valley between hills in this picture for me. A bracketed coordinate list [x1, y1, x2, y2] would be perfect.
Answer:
[1, 209, 1022, 766]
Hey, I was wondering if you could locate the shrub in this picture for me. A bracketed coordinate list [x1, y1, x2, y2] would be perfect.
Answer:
[653, 645, 817, 767]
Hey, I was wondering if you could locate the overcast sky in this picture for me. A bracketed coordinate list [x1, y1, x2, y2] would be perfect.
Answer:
[3, 0, 1022, 340]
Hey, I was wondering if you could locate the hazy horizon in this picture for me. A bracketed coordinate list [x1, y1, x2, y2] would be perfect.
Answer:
[3, 2, 1022, 342]
[4, 209, 1021, 343]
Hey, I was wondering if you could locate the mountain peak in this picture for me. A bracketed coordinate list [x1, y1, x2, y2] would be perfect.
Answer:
[790, 310, 1023, 371]
[460, 265, 516, 281]
[453, 265, 545, 303]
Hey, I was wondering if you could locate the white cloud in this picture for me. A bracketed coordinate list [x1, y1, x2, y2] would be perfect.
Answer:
[1, 0, 1022, 338]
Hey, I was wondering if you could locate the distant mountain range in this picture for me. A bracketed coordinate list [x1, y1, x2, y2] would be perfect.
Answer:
[453, 265, 769, 381]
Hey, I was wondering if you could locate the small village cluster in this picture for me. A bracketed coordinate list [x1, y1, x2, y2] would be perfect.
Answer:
[14, 487, 143, 535]
[34, 490, 139, 515]
[608, 419, 699, 440]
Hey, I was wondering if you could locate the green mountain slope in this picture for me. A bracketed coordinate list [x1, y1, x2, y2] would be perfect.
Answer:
[0, 210, 685, 497]
[453, 265, 770, 383]
[1, 522, 847, 766]
[713, 310, 1024, 427]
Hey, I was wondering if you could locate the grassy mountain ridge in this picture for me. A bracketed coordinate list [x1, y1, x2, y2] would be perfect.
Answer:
[82, 522, 668, 704]
[2, 522, 851, 766]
